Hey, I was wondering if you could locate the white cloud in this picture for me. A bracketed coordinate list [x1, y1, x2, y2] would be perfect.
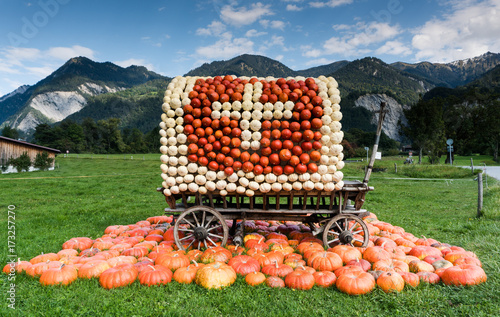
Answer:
[376, 40, 412, 56]
[245, 29, 267, 37]
[0, 45, 97, 96]
[196, 32, 254, 59]
[304, 21, 401, 57]
[114, 58, 155, 71]
[286, 4, 302, 11]
[47, 45, 95, 60]
[411, 0, 500, 62]
[196, 21, 226, 36]
[305, 57, 335, 66]
[260, 20, 287, 30]
[309, 0, 353, 8]
[220, 3, 273, 26]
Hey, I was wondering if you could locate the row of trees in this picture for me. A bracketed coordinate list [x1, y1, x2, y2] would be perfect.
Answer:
[401, 87, 500, 163]
[32, 118, 160, 154]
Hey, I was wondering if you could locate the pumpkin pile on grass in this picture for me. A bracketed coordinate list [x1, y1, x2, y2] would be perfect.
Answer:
[2, 213, 487, 293]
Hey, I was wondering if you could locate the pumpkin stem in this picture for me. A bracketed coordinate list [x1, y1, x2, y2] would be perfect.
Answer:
[148, 265, 155, 271]
[191, 260, 199, 267]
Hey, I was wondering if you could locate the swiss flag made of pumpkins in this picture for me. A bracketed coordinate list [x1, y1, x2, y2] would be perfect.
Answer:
[159, 75, 345, 197]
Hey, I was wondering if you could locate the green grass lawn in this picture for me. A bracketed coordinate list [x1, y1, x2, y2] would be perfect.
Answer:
[1, 156, 499, 316]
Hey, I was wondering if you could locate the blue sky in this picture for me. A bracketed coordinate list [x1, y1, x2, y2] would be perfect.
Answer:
[1, 0, 499, 97]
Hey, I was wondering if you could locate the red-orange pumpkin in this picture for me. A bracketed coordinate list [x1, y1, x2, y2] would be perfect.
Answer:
[245, 271, 266, 286]
[285, 270, 315, 290]
[313, 271, 337, 288]
[376, 272, 405, 293]
[138, 265, 172, 286]
[78, 260, 111, 279]
[99, 263, 138, 289]
[336, 270, 376, 295]
[39, 264, 78, 286]
[441, 264, 487, 286]
[228, 255, 260, 276]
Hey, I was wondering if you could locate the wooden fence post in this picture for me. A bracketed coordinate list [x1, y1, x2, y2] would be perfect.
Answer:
[477, 171, 483, 218]
[470, 158, 474, 174]
[394, 163, 397, 173]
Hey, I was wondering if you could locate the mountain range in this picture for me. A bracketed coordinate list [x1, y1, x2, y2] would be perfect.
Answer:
[1, 52, 499, 140]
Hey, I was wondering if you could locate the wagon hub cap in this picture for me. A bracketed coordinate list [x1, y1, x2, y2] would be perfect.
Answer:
[339, 230, 353, 244]
[194, 227, 208, 240]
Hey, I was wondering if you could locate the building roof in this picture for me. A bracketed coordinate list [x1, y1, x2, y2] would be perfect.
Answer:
[0, 136, 61, 153]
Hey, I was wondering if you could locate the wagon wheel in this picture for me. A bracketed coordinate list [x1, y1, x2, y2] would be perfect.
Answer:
[323, 214, 369, 248]
[173, 206, 229, 251]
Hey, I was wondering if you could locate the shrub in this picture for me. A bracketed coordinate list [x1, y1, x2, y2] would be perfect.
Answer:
[10, 152, 32, 172]
[34, 152, 54, 171]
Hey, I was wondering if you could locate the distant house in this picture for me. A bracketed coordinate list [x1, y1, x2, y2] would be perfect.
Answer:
[0, 136, 61, 173]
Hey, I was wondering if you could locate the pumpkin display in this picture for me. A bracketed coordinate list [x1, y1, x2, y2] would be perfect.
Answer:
[159, 76, 345, 198]
[99, 264, 138, 289]
[12, 211, 488, 294]
[441, 264, 487, 286]
[336, 270, 376, 295]
[138, 265, 173, 286]
[376, 272, 405, 293]
[195, 261, 237, 289]
[39, 264, 78, 286]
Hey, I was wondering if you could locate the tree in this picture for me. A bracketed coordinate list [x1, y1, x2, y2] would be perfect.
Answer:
[1, 126, 19, 139]
[401, 98, 446, 164]
[34, 152, 54, 170]
[82, 117, 100, 153]
[97, 118, 126, 153]
[33, 124, 58, 148]
[473, 100, 500, 162]
[10, 152, 31, 172]
[145, 127, 161, 153]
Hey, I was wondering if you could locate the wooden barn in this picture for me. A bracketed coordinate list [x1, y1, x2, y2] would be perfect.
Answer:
[0, 136, 60, 171]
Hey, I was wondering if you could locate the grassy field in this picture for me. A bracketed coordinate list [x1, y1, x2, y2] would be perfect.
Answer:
[0, 155, 499, 316]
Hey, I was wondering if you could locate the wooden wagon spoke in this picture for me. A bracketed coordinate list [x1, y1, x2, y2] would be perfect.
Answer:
[190, 210, 201, 227]
[327, 230, 340, 236]
[186, 239, 196, 250]
[197, 240, 201, 250]
[180, 218, 195, 228]
[206, 225, 222, 232]
[178, 228, 194, 232]
[327, 238, 339, 244]
[335, 222, 343, 232]
[203, 240, 209, 249]
[353, 238, 364, 244]
[208, 232, 224, 240]
[201, 211, 206, 227]
[179, 234, 194, 241]
[204, 216, 215, 228]
[348, 220, 357, 231]
[352, 229, 364, 235]
[206, 236, 218, 247]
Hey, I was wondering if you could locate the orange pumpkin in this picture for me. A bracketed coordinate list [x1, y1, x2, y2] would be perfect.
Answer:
[285, 270, 315, 290]
[336, 270, 376, 295]
[40, 264, 78, 286]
